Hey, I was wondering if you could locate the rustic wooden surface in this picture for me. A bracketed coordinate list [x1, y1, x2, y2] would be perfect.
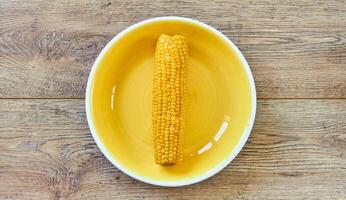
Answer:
[0, 0, 345, 199]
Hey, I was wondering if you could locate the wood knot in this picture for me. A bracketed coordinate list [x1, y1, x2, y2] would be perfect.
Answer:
[68, 35, 108, 63]
[48, 175, 80, 199]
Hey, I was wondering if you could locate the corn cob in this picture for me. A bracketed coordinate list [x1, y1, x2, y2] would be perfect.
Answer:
[152, 34, 188, 165]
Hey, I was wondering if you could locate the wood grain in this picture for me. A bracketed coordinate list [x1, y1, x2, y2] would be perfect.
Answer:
[0, 0, 345, 98]
[1, 1, 346, 199]
[0, 99, 345, 200]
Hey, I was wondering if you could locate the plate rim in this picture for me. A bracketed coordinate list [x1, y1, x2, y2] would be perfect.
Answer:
[85, 16, 257, 187]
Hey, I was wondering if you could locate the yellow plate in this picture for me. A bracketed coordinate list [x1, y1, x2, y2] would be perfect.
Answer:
[86, 17, 256, 186]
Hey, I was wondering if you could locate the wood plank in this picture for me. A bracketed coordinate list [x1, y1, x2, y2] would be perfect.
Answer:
[0, 0, 345, 98]
[0, 99, 345, 199]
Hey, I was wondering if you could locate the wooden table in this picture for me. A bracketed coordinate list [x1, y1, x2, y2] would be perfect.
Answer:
[0, 1, 345, 199]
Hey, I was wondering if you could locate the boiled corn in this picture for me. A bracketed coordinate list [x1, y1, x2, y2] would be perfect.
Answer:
[152, 34, 188, 165]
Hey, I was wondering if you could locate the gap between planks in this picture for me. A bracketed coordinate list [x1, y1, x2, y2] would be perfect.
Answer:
[0, 97, 345, 100]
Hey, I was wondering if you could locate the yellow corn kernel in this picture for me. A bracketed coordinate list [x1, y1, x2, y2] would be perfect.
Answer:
[152, 34, 188, 165]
